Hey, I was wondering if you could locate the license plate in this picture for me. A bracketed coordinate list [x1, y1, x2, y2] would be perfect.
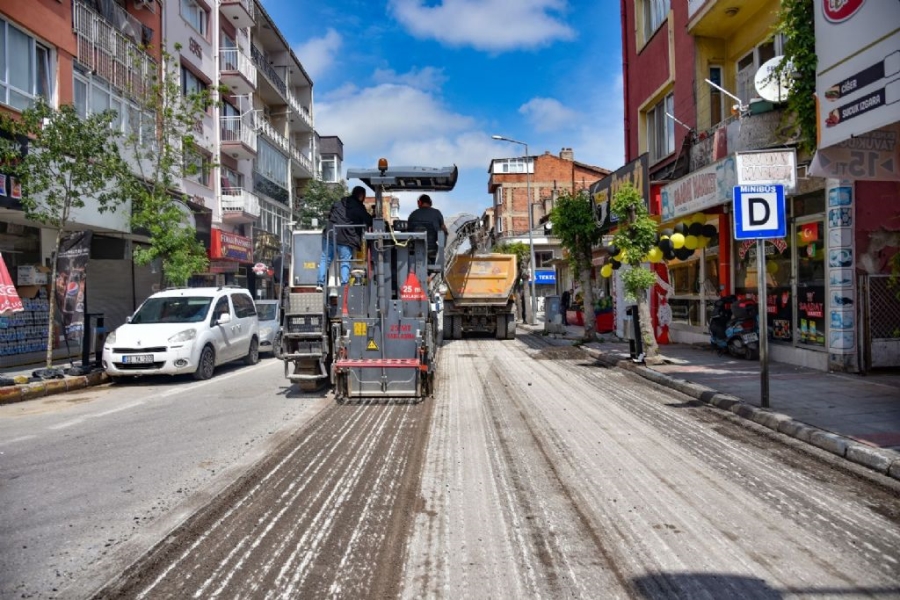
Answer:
[123, 354, 154, 364]
[742, 333, 759, 343]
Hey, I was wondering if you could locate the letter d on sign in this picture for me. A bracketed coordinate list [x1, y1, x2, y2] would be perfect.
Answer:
[749, 197, 770, 226]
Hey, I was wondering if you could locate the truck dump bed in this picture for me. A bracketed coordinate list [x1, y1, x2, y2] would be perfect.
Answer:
[444, 254, 517, 306]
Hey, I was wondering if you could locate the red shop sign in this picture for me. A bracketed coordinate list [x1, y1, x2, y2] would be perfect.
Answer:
[210, 229, 252, 263]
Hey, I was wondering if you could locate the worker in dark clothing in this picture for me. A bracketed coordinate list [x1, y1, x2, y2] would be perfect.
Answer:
[407, 194, 449, 266]
[560, 289, 571, 326]
[317, 186, 373, 290]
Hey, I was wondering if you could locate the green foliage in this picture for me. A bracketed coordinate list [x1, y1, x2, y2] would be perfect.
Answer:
[0, 99, 129, 367]
[775, 0, 817, 153]
[297, 179, 347, 229]
[493, 241, 530, 267]
[610, 182, 656, 301]
[549, 189, 599, 273]
[124, 46, 220, 286]
[0, 100, 128, 227]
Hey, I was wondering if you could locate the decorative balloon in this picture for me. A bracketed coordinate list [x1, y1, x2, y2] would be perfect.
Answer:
[648, 246, 663, 263]
[664, 248, 677, 261]
[614, 249, 627, 262]
[670, 232, 686, 249]
[684, 235, 699, 250]
[674, 247, 694, 261]
[697, 235, 710, 248]
[692, 213, 708, 224]
[658, 238, 674, 252]
[611, 259, 622, 270]
[701, 224, 717, 238]
[688, 222, 703, 236]
[600, 263, 613, 278]
[660, 228, 674, 238]
[766, 261, 779, 274]
[673, 222, 687, 235]
[607, 244, 619, 257]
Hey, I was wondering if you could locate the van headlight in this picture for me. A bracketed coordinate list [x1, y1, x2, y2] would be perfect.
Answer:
[105, 330, 117, 345]
[168, 328, 197, 343]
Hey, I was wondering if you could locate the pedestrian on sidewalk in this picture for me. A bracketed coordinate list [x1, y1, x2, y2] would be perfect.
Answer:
[561, 288, 571, 326]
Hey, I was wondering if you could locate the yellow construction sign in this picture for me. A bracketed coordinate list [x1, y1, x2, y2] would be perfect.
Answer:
[354, 322, 367, 336]
[366, 339, 378, 351]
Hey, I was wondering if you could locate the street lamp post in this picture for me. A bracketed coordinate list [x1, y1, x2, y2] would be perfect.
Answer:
[492, 134, 537, 325]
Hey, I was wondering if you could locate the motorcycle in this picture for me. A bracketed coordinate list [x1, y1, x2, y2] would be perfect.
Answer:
[709, 295, 759, 360]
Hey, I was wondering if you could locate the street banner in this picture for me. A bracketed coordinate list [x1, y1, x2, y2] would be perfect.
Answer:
[590, 154, 648, 233]
[55, 231, 92, 340]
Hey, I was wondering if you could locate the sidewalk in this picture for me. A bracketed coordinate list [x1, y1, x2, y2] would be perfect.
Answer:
[533, 321, 900, 481]
[0, 358, 108, 404]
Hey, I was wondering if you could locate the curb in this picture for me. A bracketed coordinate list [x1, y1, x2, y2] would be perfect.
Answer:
[582, 346, 900, 482]
[0, 371, 109, 406]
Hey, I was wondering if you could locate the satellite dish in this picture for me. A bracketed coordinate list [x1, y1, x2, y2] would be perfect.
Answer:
[754, 56, 793, 103]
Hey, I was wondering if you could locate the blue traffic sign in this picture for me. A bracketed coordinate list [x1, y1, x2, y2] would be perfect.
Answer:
[733, 184, 787, 240]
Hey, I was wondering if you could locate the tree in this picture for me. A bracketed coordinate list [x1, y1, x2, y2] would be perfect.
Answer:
[774, 0, 817, 154]
[610, 182, 659, 361]
[550, 190, 600, 341]
[0, 100, 129, 368]
[493, 241, 531, 322]
[123, 45, 218, 287]
[296, 179, 347, 229]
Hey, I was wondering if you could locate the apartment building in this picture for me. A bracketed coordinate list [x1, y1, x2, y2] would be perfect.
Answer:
[0, 0, 163, 366]
[616, 0, 898, 372]
[167, 0, 318, 298]
[487, 148, 609, 299]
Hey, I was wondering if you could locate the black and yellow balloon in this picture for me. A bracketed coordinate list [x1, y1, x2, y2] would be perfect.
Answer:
[670, 232, 685, 249]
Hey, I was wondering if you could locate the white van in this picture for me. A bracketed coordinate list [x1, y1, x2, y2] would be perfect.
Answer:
[102, 287, 260, 381]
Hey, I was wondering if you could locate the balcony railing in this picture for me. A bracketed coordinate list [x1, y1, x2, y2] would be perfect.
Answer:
[220, 188, 261, 218]
[220, 47, 257, 90]
[220, 115, 257, 153]
[287, 91, 313, 128]
[73, 0, 156, 99]
[257, 117, 289, 153]
[250, 44, 287, 99]
[290, 144, 314, 176]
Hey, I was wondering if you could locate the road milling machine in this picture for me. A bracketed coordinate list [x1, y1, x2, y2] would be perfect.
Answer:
[281, 160, 457, 400]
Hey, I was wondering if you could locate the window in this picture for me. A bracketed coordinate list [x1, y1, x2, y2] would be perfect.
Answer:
[221, 166, 243, 191]
[181, 0, 208, 36]
[493, 158, 531, 174]
[181, 66, 207, 97]
[256, 139, 289, 189]
[736, 36, 783, 104]
[641, 0, 670, 43]
[73, 69, 155, 145]
[320, 155, 339, 182]
[184, 146, 211, 186]
[535, 251, 554, 268]
[708, 65, 725, 126]
[230, 293, 256, 318]
[0, 19, 53, 110]
[494, 188, 503, 206]
[647, 93, 674, 163]
[496, 216, 503, 234]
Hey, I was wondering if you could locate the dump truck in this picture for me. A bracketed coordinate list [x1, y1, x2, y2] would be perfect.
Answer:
[441, 254, 517, 340]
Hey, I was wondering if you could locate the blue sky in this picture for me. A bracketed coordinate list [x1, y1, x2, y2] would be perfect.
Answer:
[263, 0, 625, 219]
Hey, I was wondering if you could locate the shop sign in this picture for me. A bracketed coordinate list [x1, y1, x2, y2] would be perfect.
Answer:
[814, 1, 900, 148]
[210, 229, 252, 262]
[660, 156, 735, 221]
[534, 270, 556, 284]
[209, 261, 239, 274]
[252, 262, 267, 275]
[735, 150, 797, 193]
[809, 123, 900, 180]
[737, 238, 788, 260]
[590, 154, 648, 233]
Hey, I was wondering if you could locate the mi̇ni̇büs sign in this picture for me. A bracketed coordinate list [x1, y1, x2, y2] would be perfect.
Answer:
[590, 154, 648, 233]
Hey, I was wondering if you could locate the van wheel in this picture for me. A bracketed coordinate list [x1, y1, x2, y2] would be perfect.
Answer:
[194, 345, 215, 380]
[245, 337, 260, 365]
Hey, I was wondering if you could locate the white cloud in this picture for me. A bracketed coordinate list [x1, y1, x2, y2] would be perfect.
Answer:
[389, 0, 576, 51]
[293, 28, 342, 82]
[519, 97, 580, 133]
[372, 67, 448, 93]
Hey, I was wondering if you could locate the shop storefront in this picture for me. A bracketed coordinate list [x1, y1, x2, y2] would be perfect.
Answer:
[195, 228, 253, 288]
[249, 229, 281, 300]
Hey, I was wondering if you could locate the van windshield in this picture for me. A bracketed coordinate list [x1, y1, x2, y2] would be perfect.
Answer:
[131, 297, 212, 324]
[256, 303, 277, 321]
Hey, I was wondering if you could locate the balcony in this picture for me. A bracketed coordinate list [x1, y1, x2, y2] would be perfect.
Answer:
[220, 188, 260, 224]
[220, 0, 255, 29]
[290, 144, 315, 179]
[688, 0, 770, 39]
[287, 91, 313, 130]
[220, 48, 257, 96]
[250, 45, 287, 101]
[690, 107, 788, 171]
[257, 117, 290, 154]
[72, 0, 156, 99]
[220, 116, 257, 160]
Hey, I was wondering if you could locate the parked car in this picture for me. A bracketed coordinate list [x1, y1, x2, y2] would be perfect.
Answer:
[255, 299, 282, 358]
[102, 286, 260, 381]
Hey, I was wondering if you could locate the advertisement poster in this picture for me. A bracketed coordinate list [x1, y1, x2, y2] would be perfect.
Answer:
[210, 229, 252, 263]
[55, 231, 92, 340]
[590, 154, 648, 233]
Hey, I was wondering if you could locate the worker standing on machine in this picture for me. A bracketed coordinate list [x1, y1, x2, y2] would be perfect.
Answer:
[317, 185, 373, 291]
[407, 193, 449, 267]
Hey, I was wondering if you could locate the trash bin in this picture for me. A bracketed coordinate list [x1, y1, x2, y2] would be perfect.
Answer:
[625, 305, 643, 361]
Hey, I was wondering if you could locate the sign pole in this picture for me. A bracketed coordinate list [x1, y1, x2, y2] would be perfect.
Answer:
[756, 239, 770, 408]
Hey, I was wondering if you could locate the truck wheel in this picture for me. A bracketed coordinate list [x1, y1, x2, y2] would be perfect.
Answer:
[506, 315, 517, 339]
[452, 316, 462, 340]
[495, 315, 507, 339]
